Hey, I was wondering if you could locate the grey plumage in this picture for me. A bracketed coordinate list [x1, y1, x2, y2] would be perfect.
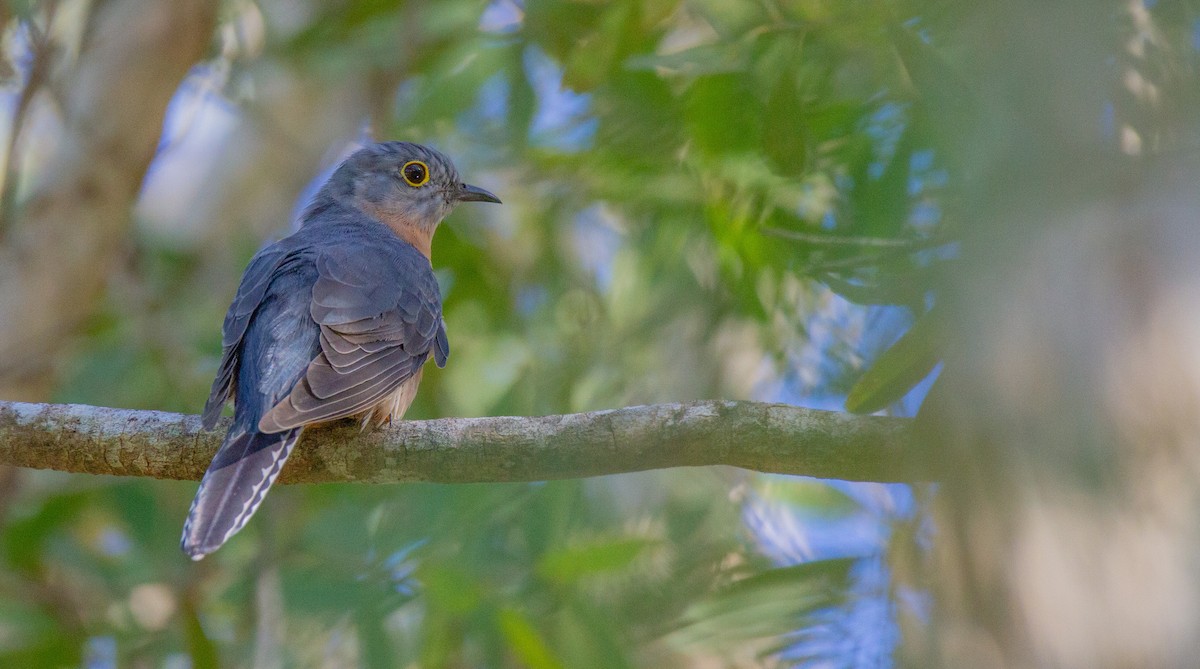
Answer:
[183, 142, 499, 560]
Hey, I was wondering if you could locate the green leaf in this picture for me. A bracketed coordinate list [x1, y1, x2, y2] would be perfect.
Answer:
[821, 268, 938, 308]
[445, 330, 531, 417]
[889, 20, 973, 121]
[498, 608, 565, 669]
[537, 537, 656, 585]
[563, 3, 634, 91]
[685, 74, 763, 155]
[757, 478, 859, 517]
[845, 307, 942, 414]
[420, 563, 485, 616]
[669, 559, 853, 648]
[3, 492, 89, 573]
[763, 74, 808, 176]
[625, 42, 748, 77]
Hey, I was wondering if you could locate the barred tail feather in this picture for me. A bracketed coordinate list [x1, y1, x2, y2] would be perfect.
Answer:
[181, 427, 302, 560]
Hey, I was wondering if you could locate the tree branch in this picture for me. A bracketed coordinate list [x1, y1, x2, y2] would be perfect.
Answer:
[0, 401, 921, 484]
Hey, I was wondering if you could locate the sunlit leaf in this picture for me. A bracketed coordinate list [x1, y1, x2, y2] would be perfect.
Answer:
[757, 478, 859, 517]
[846, 307, 942, 414]
[537, 536, 656, 585]
[499, 608, 565, 669]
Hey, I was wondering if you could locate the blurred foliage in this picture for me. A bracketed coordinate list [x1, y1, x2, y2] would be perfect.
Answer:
[1, 0, 1197, 666]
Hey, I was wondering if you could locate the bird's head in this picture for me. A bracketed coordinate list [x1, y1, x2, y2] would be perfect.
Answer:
[314, 141, 500, 256]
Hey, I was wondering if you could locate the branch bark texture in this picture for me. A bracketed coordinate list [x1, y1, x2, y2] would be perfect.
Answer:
[0, 401, 919, 484]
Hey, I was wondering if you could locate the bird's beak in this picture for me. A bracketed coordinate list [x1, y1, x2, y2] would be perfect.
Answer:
[454, 183, 502, 204]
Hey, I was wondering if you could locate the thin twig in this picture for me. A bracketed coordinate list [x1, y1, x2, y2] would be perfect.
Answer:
[0, 4, 58, 234]
[761, 226, 951, 249]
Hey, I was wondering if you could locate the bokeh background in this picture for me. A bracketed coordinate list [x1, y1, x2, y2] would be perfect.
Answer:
[1, 0, 1199, 667]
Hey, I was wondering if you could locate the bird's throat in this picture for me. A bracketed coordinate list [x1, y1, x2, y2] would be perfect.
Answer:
[362, 205, 434, 259]
[390, 222, 434, 260]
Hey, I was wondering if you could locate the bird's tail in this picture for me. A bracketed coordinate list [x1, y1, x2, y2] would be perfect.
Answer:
[181, 426, 302, 560]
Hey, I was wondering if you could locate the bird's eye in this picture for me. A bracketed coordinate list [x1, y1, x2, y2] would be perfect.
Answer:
[401, 160, 429, 187]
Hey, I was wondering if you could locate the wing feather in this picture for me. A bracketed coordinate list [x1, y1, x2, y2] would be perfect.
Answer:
[434, 321, 449, 368]
[258, 243, 445, 432]
[202, 245, 294, 429]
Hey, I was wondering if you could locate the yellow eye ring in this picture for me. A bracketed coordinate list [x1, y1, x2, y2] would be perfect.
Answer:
[401, 160, 430, 187]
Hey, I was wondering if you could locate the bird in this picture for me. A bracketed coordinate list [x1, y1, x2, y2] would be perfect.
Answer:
[182, 141, 500, 560]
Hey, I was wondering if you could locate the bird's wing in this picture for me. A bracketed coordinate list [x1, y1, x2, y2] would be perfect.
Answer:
[186, 253, 321, 559]
[202, 243, 294, 429]
[258, 243, 447, 432]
